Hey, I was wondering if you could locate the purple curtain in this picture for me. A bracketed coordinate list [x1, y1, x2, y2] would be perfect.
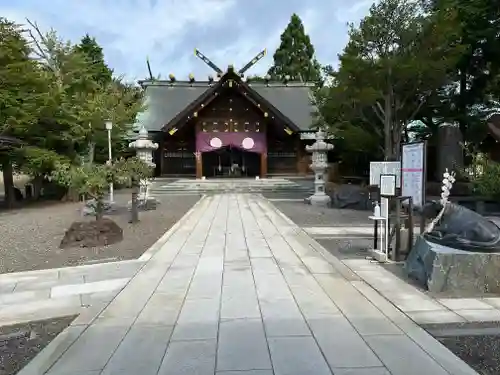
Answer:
[196, 132, 267, 154]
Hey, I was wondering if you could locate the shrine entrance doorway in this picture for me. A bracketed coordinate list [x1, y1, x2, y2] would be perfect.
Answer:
[202, 146, 261, 178]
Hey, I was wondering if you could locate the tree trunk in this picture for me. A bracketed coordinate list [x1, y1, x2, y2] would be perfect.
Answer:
[95, 198, 104, 221]
[88, 141, 95, 164]
[384, 94, 392, 160]
[2, 158, 15, 209]
[32, 175, 44, 200]
[129, 182, 139, 223]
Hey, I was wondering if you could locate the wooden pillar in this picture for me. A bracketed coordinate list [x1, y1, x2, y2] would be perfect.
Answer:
[260, 153, 267, 178]
[159, 139, 165, 176]
[195, 152, 203, 179]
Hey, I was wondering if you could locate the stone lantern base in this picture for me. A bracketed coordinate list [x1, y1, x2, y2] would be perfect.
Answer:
[306, 193, 331, 207]
[127, 196, 159, 211]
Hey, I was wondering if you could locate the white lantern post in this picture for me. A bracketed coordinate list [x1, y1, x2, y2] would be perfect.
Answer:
[305, 128, 333, 206]
[128, 125, 158, 203]
[105, 120, 114, 202]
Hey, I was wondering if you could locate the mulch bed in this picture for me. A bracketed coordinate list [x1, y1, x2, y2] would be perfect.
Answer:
[0, 192, 201, 274]
[0, 315, 76, 375]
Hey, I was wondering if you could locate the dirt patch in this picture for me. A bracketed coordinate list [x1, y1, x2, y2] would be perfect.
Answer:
[60, 218, 123, 249]
[0, 192, 201, 274]
[0, 315, 76, 375]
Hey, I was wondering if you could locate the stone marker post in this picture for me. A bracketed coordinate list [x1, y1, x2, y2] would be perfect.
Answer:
[305, 128, 333, 206]
[128, 125, 159, 209]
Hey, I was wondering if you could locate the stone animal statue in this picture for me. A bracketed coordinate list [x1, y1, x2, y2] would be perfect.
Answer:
[421, 201, 500, 252]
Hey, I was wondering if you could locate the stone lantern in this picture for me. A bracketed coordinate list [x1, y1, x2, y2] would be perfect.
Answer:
[128, 125, 159, 208]
[305, 128, 333, 207]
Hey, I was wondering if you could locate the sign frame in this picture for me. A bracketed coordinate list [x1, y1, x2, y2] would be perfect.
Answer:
[380, 174, 397, 197]
[369, 161, 401, 188]
[401, 140, 427, 209]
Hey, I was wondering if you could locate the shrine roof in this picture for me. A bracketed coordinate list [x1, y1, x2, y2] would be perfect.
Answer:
[134, 78, 317, 132]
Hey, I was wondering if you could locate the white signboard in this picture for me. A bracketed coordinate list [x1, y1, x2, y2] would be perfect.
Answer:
[401, 142, 426, 207]
[380, 174, 397, 196]
[370, 161, 401, 187]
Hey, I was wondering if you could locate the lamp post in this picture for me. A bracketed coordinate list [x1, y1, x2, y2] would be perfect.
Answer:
[105, 120, 114, 203]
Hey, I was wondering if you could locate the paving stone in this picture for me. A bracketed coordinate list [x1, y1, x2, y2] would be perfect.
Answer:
[155, 268, 195, 297]
[254, 273, 293, 300]
[135, 293, 184, 326]
[12, 275, 85, 292]
[439, 298, 495, 310]
[51, 278, 129, 298]
[101, 325, 173, 375]
[331, 368, 390, 375]
[215, 371, 273, 375]
[307, 315, 382, 368]
[46, 318, 132, 374]
[80, 290, 118, 307]
[220, 293, 261, 320]
[365, 335, 450, 375]
[267, 336, 331, 375]
[187, 274, 222, 299]
[250, 257, 281, 274]
[158, 339, 217, 375]
[0, 289, 50, 305]
[259, 298, 310, 337]
[0, 295, 82, 324]
[456, 308, 500, 322]
[483, 297, 500, 308]
[407, 310, 466, 324]
[217, 318, 272, 371]
[171, 298, 220, 340]
[81, 261, 143, 283]
[301, 256, 337, 274]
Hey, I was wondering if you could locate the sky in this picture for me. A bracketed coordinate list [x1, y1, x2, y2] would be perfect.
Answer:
[0, 0, 375, 83]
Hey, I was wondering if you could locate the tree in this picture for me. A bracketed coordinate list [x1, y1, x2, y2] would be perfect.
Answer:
[52, 162, 116, 220]
[267, 14, 322, 83]
[75, 34, 113, 86]
[325, 0, 461, 160]
[422, 0, 500, 141]
[0, 18, 51, 207]
[24, 20, 144, 186]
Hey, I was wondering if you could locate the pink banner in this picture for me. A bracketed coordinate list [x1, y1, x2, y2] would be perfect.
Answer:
[196, 132, 267, 154]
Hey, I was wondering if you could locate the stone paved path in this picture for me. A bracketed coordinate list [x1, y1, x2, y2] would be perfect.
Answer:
[19, 194, 478, 375]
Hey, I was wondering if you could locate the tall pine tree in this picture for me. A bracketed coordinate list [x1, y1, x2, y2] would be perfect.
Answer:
[75, 34, 113, 85]
[268, 13, 321, 82]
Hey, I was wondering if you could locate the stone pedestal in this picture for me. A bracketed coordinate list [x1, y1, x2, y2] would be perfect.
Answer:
[304, 129, 333, 207]
[405, 236, 500, 295]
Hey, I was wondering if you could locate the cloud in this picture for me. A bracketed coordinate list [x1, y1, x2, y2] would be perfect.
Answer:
[0, 0, 375, 82]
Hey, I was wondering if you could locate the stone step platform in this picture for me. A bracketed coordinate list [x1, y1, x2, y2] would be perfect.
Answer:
[0, 260, 144, 327]
[150, 178, 310, 194]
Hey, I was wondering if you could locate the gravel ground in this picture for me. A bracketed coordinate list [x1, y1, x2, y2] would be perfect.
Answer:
[270, 200, 371, 227]
[0, 192, 201, 274]
[421, 322, 500, 375]
[0, 315, 76, 375]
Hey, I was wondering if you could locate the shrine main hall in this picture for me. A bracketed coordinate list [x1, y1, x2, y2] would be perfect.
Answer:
[135, 49, 323, 178]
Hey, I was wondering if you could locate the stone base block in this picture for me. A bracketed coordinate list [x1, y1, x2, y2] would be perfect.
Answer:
[305, 193, 331, 207]
[404, 236, 500, 295]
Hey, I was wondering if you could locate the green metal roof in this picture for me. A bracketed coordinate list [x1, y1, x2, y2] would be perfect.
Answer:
[133, 80, 316, 132]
